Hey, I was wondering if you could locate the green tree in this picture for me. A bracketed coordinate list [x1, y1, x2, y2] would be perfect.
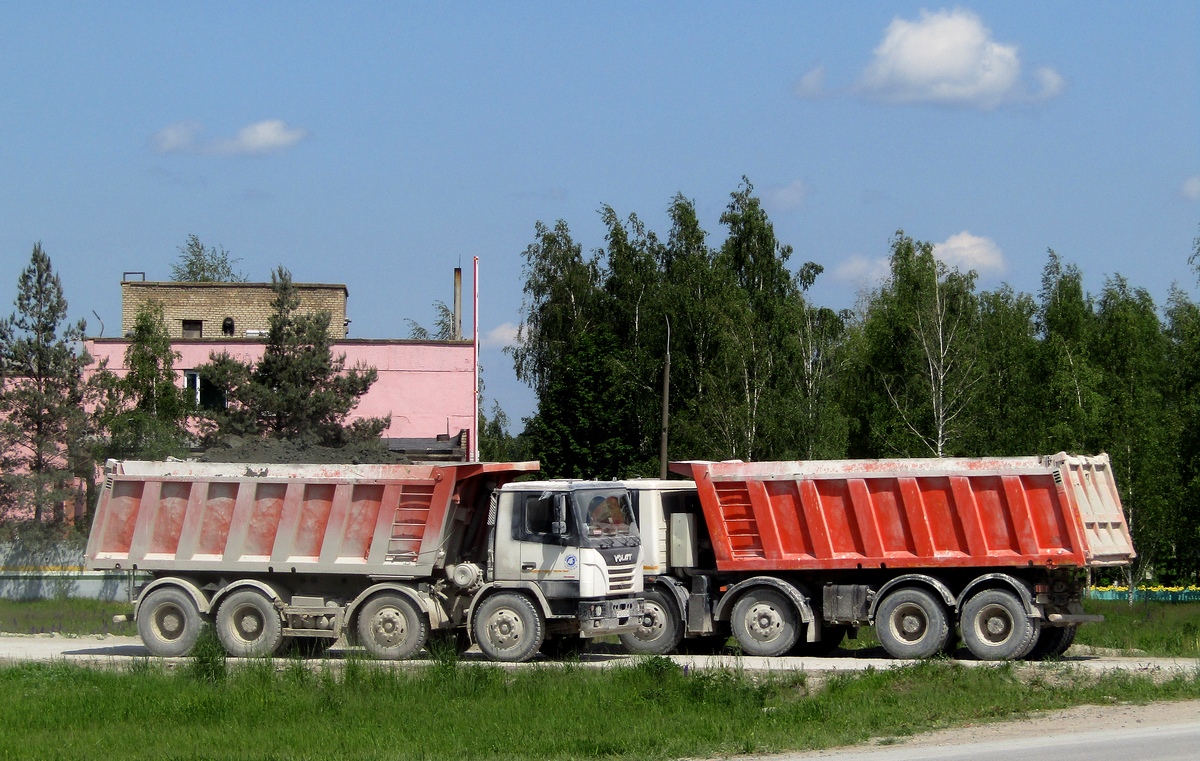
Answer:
[171, 234, 247, 282]
[198, 267, 387, 447]
[1035, 251, 1103, 452]
[508, 220, 636, 477]
[969, 285, 1041, 455]
[91, 301, 192, 460]
[1091, 276, 1177, 593]
[851, 232, 981, 457]
[0, 244, 90, 523]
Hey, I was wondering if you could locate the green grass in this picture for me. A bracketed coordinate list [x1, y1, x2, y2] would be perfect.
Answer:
[1074, 599, 1200, 657]
[0, 598, 136, 636]
[0, 655, 1196, 760]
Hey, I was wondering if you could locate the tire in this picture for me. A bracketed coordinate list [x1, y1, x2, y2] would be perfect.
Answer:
[473, 593, 544, 663]
[216, 589, 285, 658]
[619, 588, 683, 655]
[138, 586, 204, 657]
[961, 588, 1041, 661]
[730, 588, 800, 657]
[875, 588, 950, 659]
[356, 594, 428, 660]
[790, 624, 847, 656]
[1028, 625, 1077, 660]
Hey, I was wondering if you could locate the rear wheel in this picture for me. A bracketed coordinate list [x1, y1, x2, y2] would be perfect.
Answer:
[619, 588, 683, 655]
[731, 589, 800, 657]
[961, 589, 1041, 661]
[474, 593, 544, 663]
[875, 588, 949, 659]
[216, 590, 285, 658]
[357, 594, 427, 660]
[138, 586, 203, 657]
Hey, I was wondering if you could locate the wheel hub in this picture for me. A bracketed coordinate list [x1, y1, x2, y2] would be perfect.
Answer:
[746, 602, 783, 642]
[486, 609, 524, 649]
[157, 609, 183, 638]
[236, 609, 262, 638]
[373, 609, 407, 645]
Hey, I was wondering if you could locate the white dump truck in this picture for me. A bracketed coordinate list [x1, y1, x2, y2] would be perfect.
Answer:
[85, 460, 642, 662]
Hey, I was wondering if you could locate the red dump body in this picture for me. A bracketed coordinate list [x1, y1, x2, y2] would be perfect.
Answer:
[85, 460, 539, 577]
[670, 453, 1134, 573]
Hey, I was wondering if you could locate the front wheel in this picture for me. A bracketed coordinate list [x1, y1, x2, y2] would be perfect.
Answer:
[730, 588, 800, 656]
[619, 588, 683, 655]
[961, 589, 1041, 661]
[875, 588, 949, 659]
[138, 586, 204, 657]
[215, 590, 285, 658]
[357, 594, 428, 660]
[474, 593, 544, 663]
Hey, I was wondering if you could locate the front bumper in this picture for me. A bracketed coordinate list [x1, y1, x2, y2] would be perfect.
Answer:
[577, 596, 644, 638]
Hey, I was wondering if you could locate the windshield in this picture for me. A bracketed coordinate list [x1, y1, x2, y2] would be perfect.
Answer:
[573, 488, 639, 548]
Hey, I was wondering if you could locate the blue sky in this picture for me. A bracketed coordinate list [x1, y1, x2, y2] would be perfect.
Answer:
[1, 3, 1197, 428]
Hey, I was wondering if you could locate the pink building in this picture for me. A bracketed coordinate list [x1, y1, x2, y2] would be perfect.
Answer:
[84, 277, 477, 460]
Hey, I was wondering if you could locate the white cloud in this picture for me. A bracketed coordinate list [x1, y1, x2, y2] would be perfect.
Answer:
[856, 9, 1062, 109]
[1182, 176, 1200, 202]
[833, 255, 891, 285]
[481, 322, 521, 349]
[793, 66, 826, 98]
[151, 120, 308, 156]
[765, 180, 807, 212]
[150, 121, 203, 154]
[933, 231, 1005, 273]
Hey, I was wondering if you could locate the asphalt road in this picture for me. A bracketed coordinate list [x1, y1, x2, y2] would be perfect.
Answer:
[787, 724, 1200, 761]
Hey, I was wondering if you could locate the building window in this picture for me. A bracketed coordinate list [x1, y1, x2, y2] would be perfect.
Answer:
[182, 320, 203, 339]
[185, 371, 224, 410]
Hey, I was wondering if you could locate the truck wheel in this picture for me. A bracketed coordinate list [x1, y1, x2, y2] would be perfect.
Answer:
[619, 588, 683, 655]
[875, 588, 949, 659]
[138, 586, 203, 657]
[357, 594, 428, 660]
[1028, 625, 1076, 660]
[474, 593, 544, 663]
[731, 589, 800, 657]
[216, 590, 285, 658]
[961, 589, 1041, 661]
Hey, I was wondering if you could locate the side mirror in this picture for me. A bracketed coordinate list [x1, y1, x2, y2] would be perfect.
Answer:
[552, 496, 568, 537]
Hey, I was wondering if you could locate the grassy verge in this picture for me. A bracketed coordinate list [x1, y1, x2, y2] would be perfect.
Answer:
[1074, 599, 1200, 657]
[0, 654, 1197, 761]
[0, 598, 136, 636]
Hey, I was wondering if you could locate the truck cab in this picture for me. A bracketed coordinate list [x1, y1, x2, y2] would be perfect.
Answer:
[478, 481, 643, 654]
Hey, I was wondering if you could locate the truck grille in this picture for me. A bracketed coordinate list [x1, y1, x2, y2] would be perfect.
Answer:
[608, 563, 637, 592]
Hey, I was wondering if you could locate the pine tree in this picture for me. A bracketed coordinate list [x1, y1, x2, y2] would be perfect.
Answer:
[0, 244, 90, 523]
[198, 267, 387, 447]
[91, 301, 192, 460]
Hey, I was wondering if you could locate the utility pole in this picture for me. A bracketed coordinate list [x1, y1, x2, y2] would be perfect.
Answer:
[659, 318, 671, 480]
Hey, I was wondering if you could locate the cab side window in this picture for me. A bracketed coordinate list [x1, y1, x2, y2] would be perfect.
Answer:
[512, 493, 564, 544]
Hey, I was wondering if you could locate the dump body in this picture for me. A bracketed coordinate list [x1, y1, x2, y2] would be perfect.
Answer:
[86, 460, 536, 577]
[670, 453, 1134, 573]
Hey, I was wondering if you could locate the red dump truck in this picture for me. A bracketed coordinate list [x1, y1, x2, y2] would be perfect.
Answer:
[620, 453, 1134, 661]
[85, 460, 643, 662]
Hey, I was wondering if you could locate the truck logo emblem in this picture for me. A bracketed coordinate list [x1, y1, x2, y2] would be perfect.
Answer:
[614, 552, 633, 563]
[565, 555, 577, 568]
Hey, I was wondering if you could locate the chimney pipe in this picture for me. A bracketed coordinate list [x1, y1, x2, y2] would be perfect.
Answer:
[453, 268, 463, 340]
